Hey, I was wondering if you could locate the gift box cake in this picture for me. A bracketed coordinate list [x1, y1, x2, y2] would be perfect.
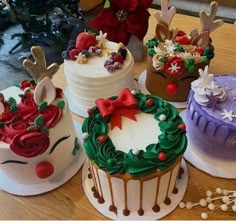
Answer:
[63, 31, 137, 117]
[81, 88, 188, 219]
[0, 46, 84, 195]
[145, 0, 223, 103]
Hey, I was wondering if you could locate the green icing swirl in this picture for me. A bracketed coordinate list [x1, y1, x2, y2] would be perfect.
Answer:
[82, 92, 187, 177]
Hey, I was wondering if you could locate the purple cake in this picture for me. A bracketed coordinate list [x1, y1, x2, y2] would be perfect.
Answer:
[185, 68, 236, 160]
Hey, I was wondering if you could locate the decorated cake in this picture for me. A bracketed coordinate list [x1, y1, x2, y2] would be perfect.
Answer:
[0, 46, 83, 195]
[81, 88, 187, 218]
[145, 0, 223, 102]
[185, 67, 236, 160]
[63, 31, 136, 117]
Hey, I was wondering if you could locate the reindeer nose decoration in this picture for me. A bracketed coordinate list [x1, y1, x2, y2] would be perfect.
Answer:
[23, 46, 59, 105]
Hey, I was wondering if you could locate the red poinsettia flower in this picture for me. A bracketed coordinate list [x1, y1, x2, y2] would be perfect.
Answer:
[90, 0, 153, 45]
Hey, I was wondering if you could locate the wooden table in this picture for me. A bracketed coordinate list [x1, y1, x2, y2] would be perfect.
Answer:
[0, 8, 236, 220]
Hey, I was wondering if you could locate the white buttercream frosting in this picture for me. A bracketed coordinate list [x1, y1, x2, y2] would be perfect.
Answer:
[191, 66, 227, 106]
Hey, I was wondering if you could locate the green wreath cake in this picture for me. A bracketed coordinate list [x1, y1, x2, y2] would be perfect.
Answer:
[82, 88, 187, 217]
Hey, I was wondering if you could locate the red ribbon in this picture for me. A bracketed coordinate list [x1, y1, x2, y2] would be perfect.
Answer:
[95, 88, 140, 130]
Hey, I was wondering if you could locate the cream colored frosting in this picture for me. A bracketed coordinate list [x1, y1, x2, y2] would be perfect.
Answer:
[64, 41, 136, 111]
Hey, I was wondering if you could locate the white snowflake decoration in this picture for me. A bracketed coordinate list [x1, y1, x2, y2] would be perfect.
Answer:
[168, 62, 181, 73]
[220, 110, 236, 121]
[198, 66, 214, 88]
[96, 31, 108, 48]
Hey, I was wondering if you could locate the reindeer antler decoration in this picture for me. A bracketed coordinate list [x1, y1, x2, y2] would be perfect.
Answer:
[23, 46, 60, 105]
[199, 1, 224, 33]
[23, 46, 59, 83]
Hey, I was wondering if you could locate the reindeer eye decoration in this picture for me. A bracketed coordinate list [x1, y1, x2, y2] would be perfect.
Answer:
[23, 46, 59, 105]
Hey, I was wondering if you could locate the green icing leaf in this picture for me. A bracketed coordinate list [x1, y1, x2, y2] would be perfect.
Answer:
[29, 78, 36, 84]
[57, 100, 65, 109]
[41, 126, 49, 135]
[34, 116, 44, 127]
[159, 56, 167, 63]
[38, 101, 48, 111]
[104, 0, 110, 8]
[183, 59, 196, 72]
[0, 122, 4, 128]
[27, 125, 37, 130]
[8, 97, 16, 106]
[72, 137, 80, 156]
[12, 83, 20, 87]
[19, 94, 25, 98]
[174, 43, 184, 52]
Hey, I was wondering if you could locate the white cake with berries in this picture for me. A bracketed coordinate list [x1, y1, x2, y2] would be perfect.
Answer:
[63, 32, 136, 116]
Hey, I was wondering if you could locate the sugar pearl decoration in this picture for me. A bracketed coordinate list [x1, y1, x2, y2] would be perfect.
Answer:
[222, 196, 230, 203]
[201, 212, 208, 220]
[132, 148, 140, 156]
[199, 198, 207, 207]
[82, 132, 89, 140]
[232, 205, 236, 212]
[179, 202, 185, 208]
[159, 114, 166, 121]
[208, 203, 215, 210]
[221, 204, 228, 211]
[131, 90, 136, 95]
[206, 196, 212, 203]
[206, 190, 212, 197]
[216, 188, 223, 194]
[186, 202, 193, 209]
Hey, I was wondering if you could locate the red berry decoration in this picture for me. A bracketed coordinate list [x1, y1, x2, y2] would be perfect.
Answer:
[76, 32, 96, 53]
[175, 35, 191, 45]
[35, 161, 54, 179]
[196, 46, 204, 55]
[166, 83, 178, 95]
[69, 49, 79, 60]
[87, 108, 94, 115]
[179, 123, 186, 131]
[98, 135, 107, 143]
[158, 152, 167, 161]
[112, 54, 124, 64]
[146, 98, 153, 106]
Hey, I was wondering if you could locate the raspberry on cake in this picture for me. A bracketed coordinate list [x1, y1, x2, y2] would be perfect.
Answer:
[145, 0, 223, 103]
[82, 88, 188, 217]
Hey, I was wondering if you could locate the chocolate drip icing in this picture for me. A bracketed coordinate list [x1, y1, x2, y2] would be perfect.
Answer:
[91, 186, 96, 192]
[164, 197, 171, 205]
[93, 190, 99, 199]
[152, 204, 160, 213]
[172, 187, 178, 194]
[138, 208, 144, 216]
[109, 205, 117, 215]
[98, 197, 105, 204]
[178, 167, 184, 179]
[123, 209, 130, 216]
[88, 173, 92, 179]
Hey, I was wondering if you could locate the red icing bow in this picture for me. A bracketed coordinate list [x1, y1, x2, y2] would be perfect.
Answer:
[95, 88, 140, 130]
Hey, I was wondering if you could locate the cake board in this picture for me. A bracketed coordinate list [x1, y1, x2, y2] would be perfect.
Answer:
[65, 80, 140, 118]
[138, 71, 187, 109]
[82, 159, 188, 220]
[0, 120, 86, 196]
[180, 111, 236, 179]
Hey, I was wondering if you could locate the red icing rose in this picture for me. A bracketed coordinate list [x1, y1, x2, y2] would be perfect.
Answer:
[20, 79, 36, 90]
[40, 105, 62, 128]
[10, 128, 50, 158]
[18, 95, 38, 121]
[0, 120, 30, 144]
[163, 57, 185, 76]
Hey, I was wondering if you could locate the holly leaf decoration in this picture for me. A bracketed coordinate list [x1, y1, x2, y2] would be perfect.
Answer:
[72, 137, 80, 156]
[38, 101, 48, 111]
[34, 116, 44, 127]
[57, 100, 65, 110]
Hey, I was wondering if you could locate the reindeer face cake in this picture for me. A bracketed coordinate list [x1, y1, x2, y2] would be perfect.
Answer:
[145, 0, 223, 102]
[0, 47, 82, 193]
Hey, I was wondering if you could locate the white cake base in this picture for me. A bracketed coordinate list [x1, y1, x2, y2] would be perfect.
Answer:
[65, 81, 140, 118]
[82, 159, 188, 220]
[0, 120, 86, 196]
[181, 111, 236, 179]
[138, 71, 187, 109]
